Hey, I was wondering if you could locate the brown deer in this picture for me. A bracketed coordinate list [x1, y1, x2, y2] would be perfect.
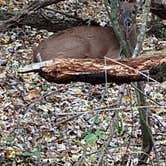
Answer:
[33, 1, 137, 62]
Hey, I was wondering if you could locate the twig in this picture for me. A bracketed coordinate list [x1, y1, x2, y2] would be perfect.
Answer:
[74, 147, 86, 166]
[131, 0, 155, 164]
[44, 7, 84, 21]
[54, 105, 166, 117]
[121, 87, 134, 165]
[55, 113, 83, 128]
[105, 57, 159, 84]
[131, 83, 161, 106]
[97, 85, 126, 165]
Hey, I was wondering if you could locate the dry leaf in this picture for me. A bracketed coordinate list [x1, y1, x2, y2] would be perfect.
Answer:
[27, 89, 41, 100]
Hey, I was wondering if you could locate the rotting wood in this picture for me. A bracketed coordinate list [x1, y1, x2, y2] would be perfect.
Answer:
[19, 51, 166, 84]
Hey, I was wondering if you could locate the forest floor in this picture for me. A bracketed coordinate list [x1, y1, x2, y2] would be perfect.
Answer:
[0, 0, 166, 165]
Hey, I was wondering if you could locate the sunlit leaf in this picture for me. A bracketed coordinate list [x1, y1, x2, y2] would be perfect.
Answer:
[84, 133, 97, 145]
[27, 89, 40, 100]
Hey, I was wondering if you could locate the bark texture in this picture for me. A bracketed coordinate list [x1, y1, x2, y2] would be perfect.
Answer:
[20, 51, 166, 84]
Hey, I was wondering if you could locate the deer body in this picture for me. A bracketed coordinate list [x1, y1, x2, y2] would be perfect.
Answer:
[33, 26, 121, 62]
[33, 2, 137, 62]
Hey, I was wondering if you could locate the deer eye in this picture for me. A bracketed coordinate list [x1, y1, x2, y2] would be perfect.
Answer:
[124, 18, 133, 27]
[132, 10, 136, 15]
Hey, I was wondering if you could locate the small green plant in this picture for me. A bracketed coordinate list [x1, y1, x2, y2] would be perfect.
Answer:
[84, 133, 97, 145]
[22, 150, 40, 159]
[84, 129, 105, 145]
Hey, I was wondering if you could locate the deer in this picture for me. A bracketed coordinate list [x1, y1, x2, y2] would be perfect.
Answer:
[33, 1, 137, 63]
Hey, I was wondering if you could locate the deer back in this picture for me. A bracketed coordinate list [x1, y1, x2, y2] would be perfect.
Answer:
[33, 1, 137, 62]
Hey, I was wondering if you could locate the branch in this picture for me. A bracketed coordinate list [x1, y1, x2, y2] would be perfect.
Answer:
[132, 0, 154, 164]
[19, 51, 166, 84]
[0, 0, 65, 32]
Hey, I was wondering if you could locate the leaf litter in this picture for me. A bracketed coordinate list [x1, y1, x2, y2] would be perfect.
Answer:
[0, 0, 166, 165]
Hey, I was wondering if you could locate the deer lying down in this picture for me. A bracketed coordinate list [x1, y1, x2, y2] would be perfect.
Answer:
[33, 1, 137, 63]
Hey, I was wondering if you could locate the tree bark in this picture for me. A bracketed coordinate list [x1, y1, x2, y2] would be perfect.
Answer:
[19, 51, 166, 84]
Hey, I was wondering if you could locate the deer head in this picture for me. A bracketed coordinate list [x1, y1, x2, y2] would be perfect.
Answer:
[119, 0, 137, 54]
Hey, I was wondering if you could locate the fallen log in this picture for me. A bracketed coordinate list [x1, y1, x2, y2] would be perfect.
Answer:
[0, 0, 165, 33]
[151, 0, 166, 19]
[0, 0, 65, 32]
[19, 51, 166, 84]
[0, 9, 94, 33]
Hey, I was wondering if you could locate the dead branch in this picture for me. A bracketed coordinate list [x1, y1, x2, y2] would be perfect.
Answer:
[19, 51, 166, 84]
[0, 0, 65, 32]
[0, 9, 90, 32]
